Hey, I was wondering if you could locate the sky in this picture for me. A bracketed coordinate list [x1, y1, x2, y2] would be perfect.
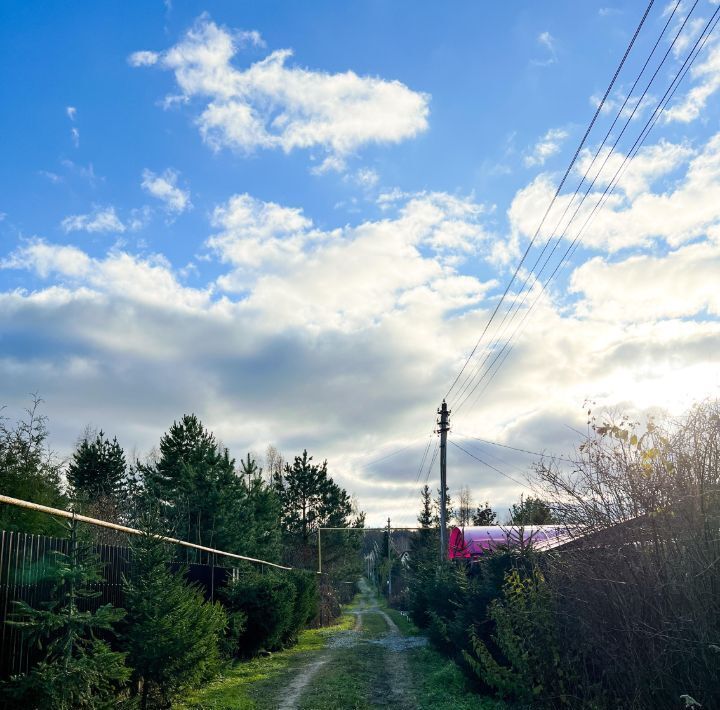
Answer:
[2, 0, 720, 527]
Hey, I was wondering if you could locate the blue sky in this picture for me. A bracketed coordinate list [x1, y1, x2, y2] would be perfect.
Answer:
[2, 0, 720, 525]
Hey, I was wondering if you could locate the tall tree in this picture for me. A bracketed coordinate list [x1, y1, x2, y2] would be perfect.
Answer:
[0, 396, 66, 535]
[472, 502, 498, 526]
[138, 414, 244, 554]
[275, 450, 353, 545]
[67, 430, 126, 502]
[457, 485, 473, 529]
[509, 496, 555, 525]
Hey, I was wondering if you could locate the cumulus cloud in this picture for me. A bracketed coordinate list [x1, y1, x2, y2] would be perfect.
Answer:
[130, 15, 430, 169]
[61, 206, 125, 234]
[665, 39, 720, 123]
[508, 131, 720, 252]
[141, 169, 192, 213]
[570, 240, 720, 321]
[524, 128, 568, 167]
[5, 129, 720, 524]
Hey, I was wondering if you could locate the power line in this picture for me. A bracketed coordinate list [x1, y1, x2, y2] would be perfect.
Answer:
[454, 432, 580, 464]
[454, 2, 719, 417]
[449, 440, 532, 490]
[451, 0, 684, 410]
[443, 0, 657, 404]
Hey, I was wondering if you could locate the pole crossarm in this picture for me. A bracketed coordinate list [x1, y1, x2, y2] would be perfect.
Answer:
[0, 493, 296, 572]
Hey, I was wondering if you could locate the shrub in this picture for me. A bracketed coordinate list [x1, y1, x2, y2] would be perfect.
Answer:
[221, 567, 296, 657]
[287, 569, 319, 640]
[464, 566, 569, 706]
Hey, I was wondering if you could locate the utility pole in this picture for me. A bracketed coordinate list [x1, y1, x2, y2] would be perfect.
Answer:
[387, 517, 392, 600]
[438, 400, 450, 561]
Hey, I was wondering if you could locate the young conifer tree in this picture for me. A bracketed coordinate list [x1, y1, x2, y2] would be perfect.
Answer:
[121, 521, 227, 709]
[1, 517, 130, 709]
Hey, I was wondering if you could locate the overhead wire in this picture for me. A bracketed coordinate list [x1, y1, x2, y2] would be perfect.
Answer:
[443, 0, 657, 404]
[453, 1, 719, 417]
[454, 432, 580, 464]
[449, 440, 533, 490]
[450, 0, 684, 410]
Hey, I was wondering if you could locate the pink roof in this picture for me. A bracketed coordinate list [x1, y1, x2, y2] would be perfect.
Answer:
[448, 525, 576, 559]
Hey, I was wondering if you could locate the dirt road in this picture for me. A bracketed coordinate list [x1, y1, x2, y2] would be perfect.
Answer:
[277, 579, 426, 710]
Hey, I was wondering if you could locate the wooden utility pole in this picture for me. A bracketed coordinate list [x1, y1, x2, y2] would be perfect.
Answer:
[438, 400, 450, 561]
[387, 517, 392, 599]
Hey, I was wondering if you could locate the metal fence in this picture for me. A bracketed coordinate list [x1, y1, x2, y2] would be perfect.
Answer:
[0, 529, 230, 680]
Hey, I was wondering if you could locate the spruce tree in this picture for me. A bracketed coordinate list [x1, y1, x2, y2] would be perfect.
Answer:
[67, 431, 126, 502]
[138, 414, 244, 554]
[472, 502, 498, 526]
[122, 526, 227, 709]
[1, 518, 129, 709]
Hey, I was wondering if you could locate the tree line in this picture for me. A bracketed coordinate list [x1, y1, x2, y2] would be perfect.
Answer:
[0, 397, 364, 708]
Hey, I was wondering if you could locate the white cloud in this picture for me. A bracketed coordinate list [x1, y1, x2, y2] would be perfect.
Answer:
[208, 193, 313, 270]
[208, 191, 492, 331]
[66, 106, 77, 121]
[71, 127, 80, 148]
[533, 31, 558, 66]
[524, 127, 568, 167]
[350, 167, 379, 188]
[3, 177, 720, 525]
[141, 169, 192, 213]
[61, 206, 125, 234]
[664, 39, 720, 123]
[130, 16, 430, 168]
[509, 131, 720, 252]
[128, 50, 159, 67]
[570, 240, 720, 322]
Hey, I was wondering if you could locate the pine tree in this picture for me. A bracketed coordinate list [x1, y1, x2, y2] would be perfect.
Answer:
[509, 496, 555, 525]
[67, 431, 126, 502]
[1, 518, 129, 709]
[275, 450, 353, 545]
[472, 502, 498, 526]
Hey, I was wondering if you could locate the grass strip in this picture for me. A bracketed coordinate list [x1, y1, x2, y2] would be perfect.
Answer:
[175, 614, 354, 710]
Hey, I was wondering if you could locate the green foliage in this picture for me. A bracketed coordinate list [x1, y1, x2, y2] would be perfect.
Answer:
[509, 496, 555, 525]
[274, 449, 353, 545]
[122, 529, 227, 709]
[221, 567, 314, 657]
[137, 416, 282, 562]
[463, 566, 568, 706]
[0, 518, 130, 709]
[0, 397, 67, 536]
[68, 430, 126, 503]
[138, 414, 241, 553]
[287, 569, 319, 641]
[472, 503, 498, 526]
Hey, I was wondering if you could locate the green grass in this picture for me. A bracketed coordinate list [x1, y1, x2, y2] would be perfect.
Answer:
[296, 645, 388, 710]
[174, 614, 354, 710]
[359, 611, 387, 638]
[380, 600, 509, 710]
[174, 587, 509, 710]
